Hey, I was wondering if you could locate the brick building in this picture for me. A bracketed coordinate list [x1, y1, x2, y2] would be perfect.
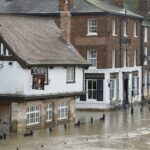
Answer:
[138, 0, 150, 101]
[0, 0, 144, 110]
[69, 0, 143, 109]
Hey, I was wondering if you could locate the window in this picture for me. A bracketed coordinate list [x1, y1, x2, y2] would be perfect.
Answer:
[123, 21, 127, 36]
[144, 47, 148, 65]
[46, 103, 53, 122]
[88, 19, 97, 35]
[66, 67, 75, 82]
[31, 67, 48, 84]
[112, 49, 116, 68]
[124, 49, 127, 67]
[132, 76, 139, 96]
[32, 74, 45, 90]
[133, 22, 138, 37]
[127, 51, 130, 67]
[110, 79, 119, 100]
[87, 50, 97, 67]
[26, 106, 40, 125]
[133, 49, 136, 66]
[0, 42, 12, 56]
[112, 19, 116, 36]
[58, 101, 68, 119]
[144, 27, 148, 43]
[87, 80, 97, 100]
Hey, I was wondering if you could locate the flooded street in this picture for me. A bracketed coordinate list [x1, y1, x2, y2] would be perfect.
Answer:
[0, 105, 150, 150]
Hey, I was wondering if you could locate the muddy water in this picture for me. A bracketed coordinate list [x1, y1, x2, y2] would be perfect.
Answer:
[0, 105, 150, 150]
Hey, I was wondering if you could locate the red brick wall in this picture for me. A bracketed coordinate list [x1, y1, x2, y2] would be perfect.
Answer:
[70, 14, 141, 69]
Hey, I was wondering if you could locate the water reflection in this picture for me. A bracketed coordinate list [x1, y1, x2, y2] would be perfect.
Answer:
[0, 105, 150, 150]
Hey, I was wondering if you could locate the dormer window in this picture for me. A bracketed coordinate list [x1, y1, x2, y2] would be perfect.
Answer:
[87, 19, 97, 35]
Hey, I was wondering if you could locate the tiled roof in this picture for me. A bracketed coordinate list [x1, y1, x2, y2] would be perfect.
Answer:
[0, 0, 59, 14]
[86, 0, 143, 18]
[0, 15, 88, 67]
[0, 0, 143, 18]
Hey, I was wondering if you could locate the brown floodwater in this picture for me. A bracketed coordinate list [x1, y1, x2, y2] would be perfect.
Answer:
[0, 105, 150, 150]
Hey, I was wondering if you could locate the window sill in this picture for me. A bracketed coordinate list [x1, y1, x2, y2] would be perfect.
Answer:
[58, 117, 68, 120]
[27, 122, 40, 126]
[66, 81, 75, 84]
[89, 66, 97, 69]
[86, 33, 98, 36]
[112, 34, 117, 36]
[46, 120, 52, 122]
[123, 35, 128, 37]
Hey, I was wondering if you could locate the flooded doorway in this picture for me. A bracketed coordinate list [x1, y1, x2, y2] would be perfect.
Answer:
[123, 73, 129, 105]
[0, 103, 11, 124]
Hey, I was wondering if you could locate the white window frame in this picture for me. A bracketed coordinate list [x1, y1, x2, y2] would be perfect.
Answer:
[58, 101, 68, 120]
[133, 22, 138, 37]
[127, 50, 130, 67]
[112, 49, 116, 68]
[46, 103, 53, 122]
[66, 67, 75, 83]
[87, 19, 98, 35]
[110, 78, 119, 100]
[123, 21, 127, 37]
[144, 47, 148, 65]
[132, 76, 139, 96]
[144, 27, 148, 43]
[87, 49, 97, 67]
[0, 42, 12, 56]
[26, 106, 40, 125]
[112, 19, 117, 36]
[124, 49, 127, 67]
[133, 49, 136, 66]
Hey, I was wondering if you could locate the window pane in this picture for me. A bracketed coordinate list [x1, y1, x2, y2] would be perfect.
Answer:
[67, 67, 75, 82]
[88, 80, 92, 89]
[88, 19, 97, 33]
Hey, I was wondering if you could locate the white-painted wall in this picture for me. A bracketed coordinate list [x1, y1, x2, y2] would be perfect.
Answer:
[76, 66, 142, 109]
[0, 61, 84, 95]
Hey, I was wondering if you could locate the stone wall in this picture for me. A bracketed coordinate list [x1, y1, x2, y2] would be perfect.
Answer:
[11, 97, 76, 132]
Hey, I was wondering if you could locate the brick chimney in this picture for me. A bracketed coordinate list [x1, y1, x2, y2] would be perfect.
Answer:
[60, 0, 71, 43]
[59, 0, 73, 12]
[112, 0, 124, 8]
[139, 0, 149, 17]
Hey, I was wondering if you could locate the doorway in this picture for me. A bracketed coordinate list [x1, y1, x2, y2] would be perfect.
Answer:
[123, 78, 129, 105]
